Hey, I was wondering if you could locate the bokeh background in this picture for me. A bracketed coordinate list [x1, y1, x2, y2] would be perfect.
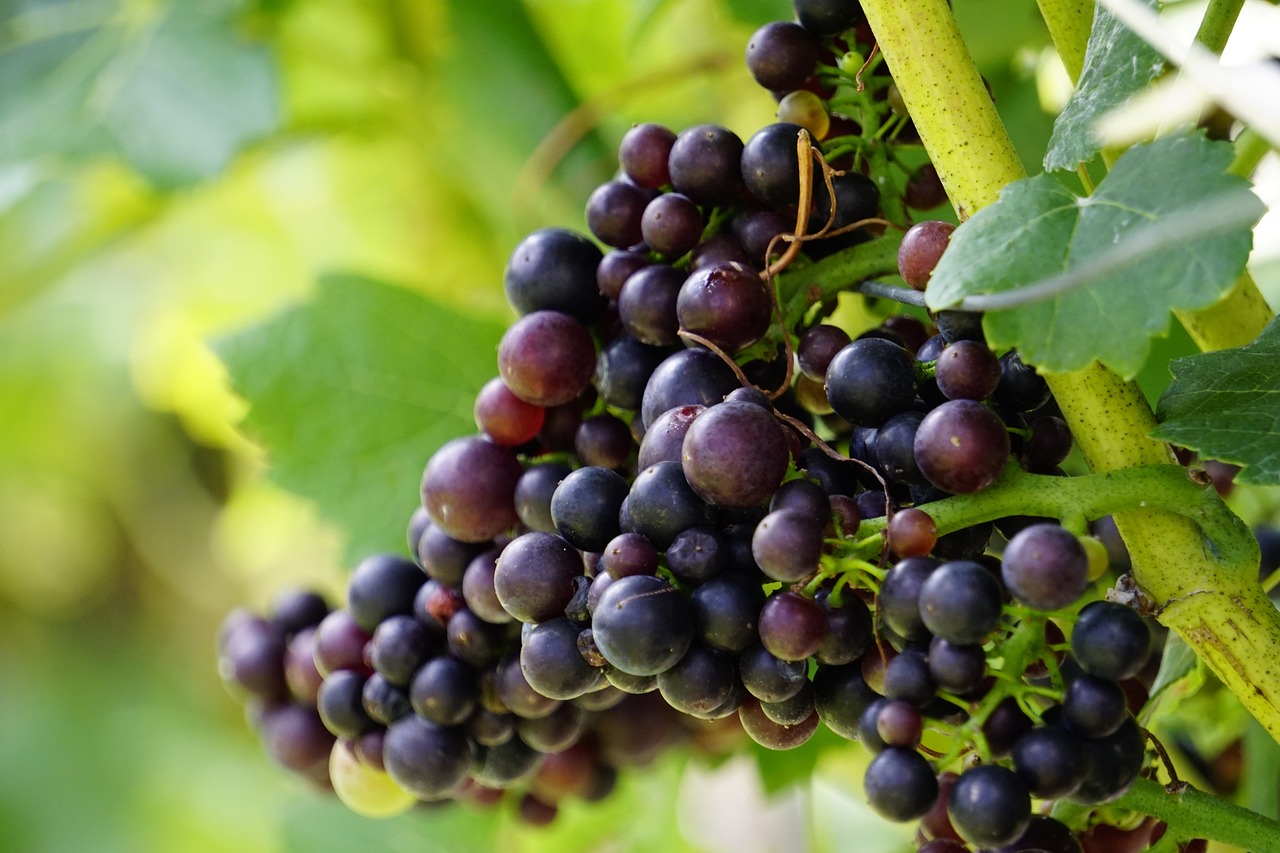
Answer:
[1, 1, 1276, 851]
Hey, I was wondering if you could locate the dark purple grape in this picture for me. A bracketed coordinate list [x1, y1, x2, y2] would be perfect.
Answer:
[625, 461, 716, 549]
[346, 554, 425, 633]
[666, 526, 726, 584]
[864, 747, 939, 822]
[745, 21, 819, 92]
[927, 637, 986, 695]
[284, 628, 324, 704]
[369, 614, 434, 685]
[948, 765, 1031, 849]
[917, 560, 1003, 645]
[620, 123, 676, 189]
[1024, 415, 1073, 470]
[668, 124, 744, 206]
[594, 335, 671, 412]
[913, 400, 1011, 494]
[935, 340, 1000, 401]
[887, 506, 938, 557]
[792, 0, 862, 35]
[876, 699, 923, 747]
[898, 220, 955, 290]
[496, 654, 560, 720]
[312, 610, 371, 677]
[879, 557, 939, 641]
[657, 643, 738, 718]
[504, 228, 605, 322]
[741, 123, 805, 209]
[857, 490, 890, 520]
[591, 574, 694, 676]
[521, 617, 606, 701]
[493, 531, 583, 623]
[605, 666, 658, 695]
[474, 377, 545, 447]
[931, 521, 993, 561]
[407, 507, 432, 558]
[549, 466, 628, 553]
[470, 733, 543, 788]
[409, 656, 477, 726]
[596, 249, 650, 301]
[317, 670, 376, 738]
[1069, 717, 1146, 804]
[690, 570, 765, 652]
[759, 591, 827, 661]
[421, 436, 523, 543]
[733, 207, 791, 269]
[270, 589, 330, 635]
[617, 263, 684, 347]
[683, 400, 789, 509]
[574, 413, 634, 470]
[260, 704, 335, 773]
[641, 192, 704, 259]
[676, 262, 773, 354]
[1071, 601, 1152, 681]
[828, 494, 861, 537]
[598, 532, 660, 579]
[1063, 675, 1127, 738]
[586, 180, 649, 249]
[218, 616, 287, 701]
[993, 350, 1051, 411]
[770, 478, 832, 528]
[445, 608, 507, 668]
[416, 524, 488, 587]
[883, 648, 936, 707]
[689, 232, 750, 271]
[640, 348, 740, 430]
[739, 642, 807, 703]
[813, 594, 872, 665]
[1011, 725, 1088, 798]
[752, 508, 823, 582]
[933, 309, 985, 343]
[858, 697, 891, 753]
[514, 461, 572, 534]
[813, 662, 879, 739]
[462, 549, 512, 625]
[825, 338, 917, 427]
[1001, 523, 1088, 611]
[498, 311, 597, 408]
[361, 672, 412, 725]
[637, 404, 703, 468]
[983, 698, 1033, 758]
[740, 697, 819, 749]
[809, 172, 880, 234]
[386, 712, 478, 799]
[904, 164, 947, 210]
[760, 680, 815, 726]
[516, 702, 585, 752]
[990, 816, 1081, 853]
[797, 324, 851, 381]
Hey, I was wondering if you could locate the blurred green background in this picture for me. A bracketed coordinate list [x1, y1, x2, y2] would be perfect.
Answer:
[3, 1, 1268, 851]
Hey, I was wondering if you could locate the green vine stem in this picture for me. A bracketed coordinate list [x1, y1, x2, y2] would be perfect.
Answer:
[1194, 0, 1246, 55]
[1035, 0, 1095, 82]
[860, 0, 1280, 754]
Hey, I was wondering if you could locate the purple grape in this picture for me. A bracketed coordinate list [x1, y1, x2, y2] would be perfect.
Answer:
[741, 123, 805, 209]
[935, 339, 1001, 401]
[947, 765, 1031, 848]
[641, 192, 704, 259]
[640, 348, 740, 430]
[493, 531, 583, 623]
[825, 338, 917, 427]
[346, 553, 425, 633]
[384, 714, 472, 799]
[586, 180, 650, 248]
[637, 404, 703, 468]
[420, 436, 523, 542]
[759, 591, 827, 661]
[591, 574, 694, 676]
[513, 461, 572, 534]
[676, 262, 773, 354]
[752, 508, 823, 582]
[521, 617, 606, 700]
[596, 248, 650, 300]
[864, 747, 939, 822]
[504, 228, 605, 322]
[682, 400, 789, 509]
[1001, 523, 1088, 611]
[898, 220, 955, 290]
[745, 21, 819, 92]
[913, 400, 1011, 494]
[619, 123, 676, 189]
[667, 124, 744, 206]
[1071, 601, 1152, 681]
[498, 310, 597, 407]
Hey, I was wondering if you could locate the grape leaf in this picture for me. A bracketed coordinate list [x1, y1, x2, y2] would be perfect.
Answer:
[0, 1, 277, 186]
[925, 134, 1262, 377]
[1044, 0, 1164, 172]
[1152, 318, 1280, 485]
[217, 275, 505, 563]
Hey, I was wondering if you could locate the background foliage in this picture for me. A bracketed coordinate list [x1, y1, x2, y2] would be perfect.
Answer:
[1, 0, 1275, 850]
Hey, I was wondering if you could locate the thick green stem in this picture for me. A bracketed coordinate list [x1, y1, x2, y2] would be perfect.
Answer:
[1036, 0, 1095, 82]
[1194, 0, 1246, 55]
[1114, 778, 1280, 849]
[860, 0, 1280, 745]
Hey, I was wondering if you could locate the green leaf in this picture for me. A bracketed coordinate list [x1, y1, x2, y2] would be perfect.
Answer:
[217, 275, 505, 563]
[1043, 0, 1164, 172]
[1152, 317, 1280, 485]
[0, 1, 278, 186]
[1139, 633, 1204, 725]
[925, 134, 1262, 377]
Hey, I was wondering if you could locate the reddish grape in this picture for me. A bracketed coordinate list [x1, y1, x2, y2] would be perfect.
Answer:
[898, 220, 956, 290]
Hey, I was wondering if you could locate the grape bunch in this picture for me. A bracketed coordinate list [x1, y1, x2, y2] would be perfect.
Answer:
[218, 0, 1186, 848]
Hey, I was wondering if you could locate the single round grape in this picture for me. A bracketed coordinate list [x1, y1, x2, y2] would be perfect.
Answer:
[776, 89, 829, 138]
[318, 670, 376, 738]
[690, 570, 765, 652]
[935, 340, 1001, 402]
[857, 697, 891, 753]
[797, 325, 851, 381]
[362, 672, 412, 725]
[586, 180, 649, 249]
[927, 637, 986, 696]
[416, 524, 488, 587]
[770, 478, 832, 527]
[983, 698, 1033, 758]
[445, 609, 507, 669]
[504, 227, 605, 322]
[346, 554, 425, 633]
[913, 400, 1011, 494]
[521, 617, 606, 701]
[598, 532, 660, 579]
[879, 557, 939, 641]
[461, 549, 510, 625]
[666, 526, 725, 584]
[637, 404, 702, 468]
[864, 747, 939, 822]
[594, 334, 670, 412]
[1011, 724, 1088, 799]
[947, 764, 1031, 849]
[474, 377, 545, 447]
[739, 697, 819, 750]
[733, 207, 791, 269]
[683, 399, 789, 510]
[739, 642, 807, 703]
[741, 123, 805, 209]
[1071, 600, 1152, 681]
[284, 628, 325, 704]
[792, 0, 862, 35]
[328, 738, 414, 818]
[409, 656, 477, 726]
[815, 594, 872, 665]
[218, 616, 287, 701]
[745, 21, 819, 92]
[813, 662, 879, 740]
[883, 648, 936, 707]
[470, 735, 543, 788]
[641, 192, 703, 259]
[625, 461, 716, 550]
[369, 614, 434, 686]
[640, 348, 740, 431]
[809, 172, 880, 233]
[888, 507, 938, 558]
[760, 680, 815, 726]
[876, 699, 923, 747]
[1069, 717, 1146, 804]
[421, 436, 523, 543]
[269, 589, 330, 636]
[933, 309, 985, 343]
[917, 560, 1003, 645]
[898, 220, 955, 290]
[604, 665, 658, 695]
[573, 414, 634, 471]
[549, 466, 628, 553]
[759, 591, 827, 661]
[259, 703, 335, 774]
[993, 350, 1051, 412]
[676, 262, 773, 354]
[313, 610, 372, 677]
[414, 578, 463, 632]
[516, 703, 585, 753]
[657, 642, 738, 718]
[825, 338, 917, 427]
[1025, 415, 1074, 470]
[752, 508, 823, 582]
[496, 654, 561, 720]
[874, 411, 927, 486]
[690, 232, 751, 271]
[617, 263, 684, 347]
[513, 461, 571, 535]
[668, 124, 745, 206]
[619, 123, 677, 189]
[989, 816, 1082, 853]
[1001, 523, 1088, 611]
[591, 574, 694, 676]
[904, 164, 947, 211]
[1063, 674, 1127, 738]
[493, 531, 583, 623]
[498, 311, 597, 408]
[596, 249, 650, 301]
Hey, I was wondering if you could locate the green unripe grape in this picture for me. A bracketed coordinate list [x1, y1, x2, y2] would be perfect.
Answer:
[838, 51, 866, 76]
[777, 90, 830, 140]
[329, 740, 415, 818]
[1079, 535, 1109, 581]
